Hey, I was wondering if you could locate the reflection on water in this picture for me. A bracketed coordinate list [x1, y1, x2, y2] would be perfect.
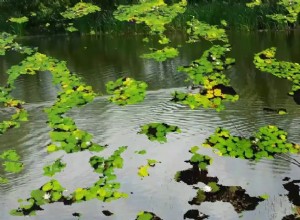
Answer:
[0, 32, 300, 219]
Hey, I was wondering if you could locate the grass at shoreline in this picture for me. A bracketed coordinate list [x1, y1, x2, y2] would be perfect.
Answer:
[0, 2, 298, 36]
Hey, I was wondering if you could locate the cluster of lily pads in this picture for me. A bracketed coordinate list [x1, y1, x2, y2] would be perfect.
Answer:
[138, 122, 181, 143]
[106, 77, 148, 105]
[203, 125, 300, 160]
[4, 52, 104, 153]
[172, 45, 239, 111]
[11, 147, 128, 216]
[0, 33, 133, 217]
[253, 47, 300, 104]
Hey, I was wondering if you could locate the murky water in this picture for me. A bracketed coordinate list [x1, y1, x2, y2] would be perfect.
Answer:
[0, 31, 300, 220]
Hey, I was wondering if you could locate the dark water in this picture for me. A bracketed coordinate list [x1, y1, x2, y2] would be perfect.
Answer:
[0, 31, 300, 220]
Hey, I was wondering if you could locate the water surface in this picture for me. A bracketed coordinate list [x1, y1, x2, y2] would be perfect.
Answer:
[0, 31, 300, 220]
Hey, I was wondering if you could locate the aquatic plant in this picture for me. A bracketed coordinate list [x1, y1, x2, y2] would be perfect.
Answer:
[11, 147, 128, 216]
[172, 45, 238, 111]
[140, 46, 179, 62]
[203, 125, 300, 160]
[188, 146, 213, 171]
[43, 158, 66, 177]
[136, 211, 162, 220]
[3, 52, 104, 153]
[61, 2, 100, 20]
[138, 122, 181, 143]
[135, 150, 147, 155]
[253, 47, 300, 104]
[186, 18, 228, 43]
[106, 77, 148, 105]
[0, 150, 24, 183]
[0, 32, 36, 55]
[138, 159, 160, 178]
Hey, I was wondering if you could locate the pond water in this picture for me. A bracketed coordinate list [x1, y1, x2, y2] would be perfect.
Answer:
[0, 31, 300, 220]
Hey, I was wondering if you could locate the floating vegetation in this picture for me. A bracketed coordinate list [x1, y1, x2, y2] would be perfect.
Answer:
[61, 2, 101, 20]
[177, 45, 235, 86]
[186, 18, 228, 43]
[114, 0, 186, 36]
[138, 122, 181, 143]
[203, 125, 300, 160]
[138, 159, 160, 178]
[8, 16, 29, 24]
[43, 158, 66, 177]
[0, 150, 24, 183]
[140, 47, 179, 62]
[11, 147, 128, 216]
[138, 165, 150, 178]
[135, 150, 147, 155]
[254, 47, 300, 105]
[175, 148, 217, 185]
[135, 211, 162, 220]
[263, 107, 287, 115]
[0, 32, 36, 55]
[188, 146, 213, 170]
[172, 45, 238, 111]
[3, 52, 104, 153]
[183, 209, 209, 220]
[266, 0, 300, 24]
[106, 77, 148, 105]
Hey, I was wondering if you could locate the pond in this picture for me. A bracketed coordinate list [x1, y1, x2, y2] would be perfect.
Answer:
[0, 31, 300, 220]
